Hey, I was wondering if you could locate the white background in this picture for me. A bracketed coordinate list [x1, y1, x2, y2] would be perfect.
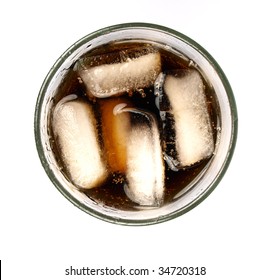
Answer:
[1, 0, 268, 279]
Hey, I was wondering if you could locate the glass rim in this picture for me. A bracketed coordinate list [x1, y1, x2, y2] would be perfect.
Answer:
[34, 22, 238, 226]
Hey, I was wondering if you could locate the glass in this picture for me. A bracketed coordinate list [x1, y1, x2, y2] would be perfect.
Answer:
[34, 23, 238, 225]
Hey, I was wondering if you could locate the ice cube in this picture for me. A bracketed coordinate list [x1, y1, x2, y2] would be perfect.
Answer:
[164, 70, 214, 167]
[52, 95, 107, 189]
[115, 105, 164, 206]
[77, 50, 161, 98]
[98, 97, 132, 173]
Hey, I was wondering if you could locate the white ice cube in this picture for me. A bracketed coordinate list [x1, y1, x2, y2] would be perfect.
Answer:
[164, 70, 214, 166]
[118, 109, 164, 206]
[78, 52, 161, 98]
[52, 95, 107, 189]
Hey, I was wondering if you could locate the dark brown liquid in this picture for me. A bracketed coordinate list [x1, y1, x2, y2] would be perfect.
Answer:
[50, 41, 219, 211]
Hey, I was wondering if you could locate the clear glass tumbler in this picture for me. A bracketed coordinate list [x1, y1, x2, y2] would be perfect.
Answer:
[34, 23, 238, 225]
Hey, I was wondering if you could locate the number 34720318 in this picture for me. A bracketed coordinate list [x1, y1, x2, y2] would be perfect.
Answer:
[158, 267, 206, 276]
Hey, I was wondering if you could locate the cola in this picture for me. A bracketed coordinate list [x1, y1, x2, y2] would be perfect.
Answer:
[50, 41, 219, 210]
